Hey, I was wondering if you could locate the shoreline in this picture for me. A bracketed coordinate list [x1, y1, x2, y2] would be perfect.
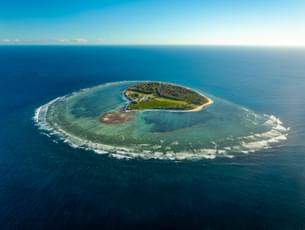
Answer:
[124, 97, 213, 113]
[187, 97, 214, 112]
[122, 82, 214, 113]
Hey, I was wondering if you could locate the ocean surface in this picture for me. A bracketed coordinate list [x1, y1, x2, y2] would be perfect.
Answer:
[0, 46, 305, 229]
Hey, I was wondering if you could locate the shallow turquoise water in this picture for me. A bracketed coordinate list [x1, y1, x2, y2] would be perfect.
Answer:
[36, 81, 288, 160]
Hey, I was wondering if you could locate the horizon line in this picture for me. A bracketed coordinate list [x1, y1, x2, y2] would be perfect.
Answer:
[1, 43, 305, 48]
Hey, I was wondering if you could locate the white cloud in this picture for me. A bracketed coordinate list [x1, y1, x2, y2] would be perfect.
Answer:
[0, 37, 110, 45]
[0, 38, 93, 44]
[71, 38, 89, 43]
[55, 38, 88, 43]
[52, 38, 89, 43]
[0, 38, 108, 44]
[55, 39, 69, 43]
[1, 39, 20, 43]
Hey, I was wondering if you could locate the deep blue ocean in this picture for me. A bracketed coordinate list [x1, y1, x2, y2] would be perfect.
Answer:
[0, 46, 305, 229]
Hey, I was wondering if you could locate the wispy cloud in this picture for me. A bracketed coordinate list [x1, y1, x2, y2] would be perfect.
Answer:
[55, 38, 89, 43]
[1, 39, 21, 43]
[72, 38, 89, 43]
[0, 38, 104, 44]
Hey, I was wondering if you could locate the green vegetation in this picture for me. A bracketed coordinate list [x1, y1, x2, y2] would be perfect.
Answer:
[124, 82, 212, 111]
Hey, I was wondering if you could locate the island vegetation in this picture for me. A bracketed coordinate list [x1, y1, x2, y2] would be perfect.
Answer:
[99, 82, 213, 124]
[124, 82, 213, 111]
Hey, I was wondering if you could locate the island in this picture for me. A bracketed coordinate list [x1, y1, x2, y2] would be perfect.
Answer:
[99, 81, 213, 124]
[124, 82, 213, 111]
[35, 80, 288, 160]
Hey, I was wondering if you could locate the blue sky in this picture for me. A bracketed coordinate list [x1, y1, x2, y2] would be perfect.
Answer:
[1, 0, 305, 45]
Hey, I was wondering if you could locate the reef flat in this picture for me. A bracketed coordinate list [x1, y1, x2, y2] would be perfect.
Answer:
[100, 109, 135, 124]
[34, 81, 289, 160]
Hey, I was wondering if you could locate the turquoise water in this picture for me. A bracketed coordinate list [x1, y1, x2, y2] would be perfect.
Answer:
[36, 81, 288, 160]
[1, 46, 305, 229]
